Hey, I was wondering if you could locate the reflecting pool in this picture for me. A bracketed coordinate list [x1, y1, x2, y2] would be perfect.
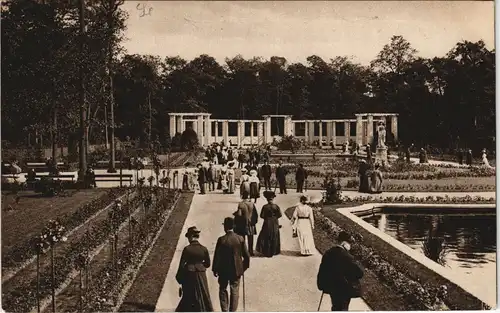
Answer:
[361, 208, 496, 306]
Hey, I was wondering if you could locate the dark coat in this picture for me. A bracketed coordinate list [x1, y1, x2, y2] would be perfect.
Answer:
[317, 246, 364, 296]
[213, 231, 250, 280]
[275, 166, 287, 182]
[198, 167, 207, 183]
[175, 241, 213, 312]
[207, 166, 215, 181]
[260, 164, 272, 178]
[295, 167, 307, 181]
[234, 201, 258, 236]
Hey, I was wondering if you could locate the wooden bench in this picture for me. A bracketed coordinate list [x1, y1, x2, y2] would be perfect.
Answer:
[94, 173, 133, 184]
[26, 162, 69, 173]
[33, 173, 76, 181]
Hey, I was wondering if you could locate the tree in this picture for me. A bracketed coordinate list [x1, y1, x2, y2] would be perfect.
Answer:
[180, 128, 199, 151]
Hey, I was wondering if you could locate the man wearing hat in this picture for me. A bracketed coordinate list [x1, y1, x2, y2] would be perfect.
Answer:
[234, 191, 258, 256]
[317, 231, 364, 311]
[213, 217, 250, 312]
[260, 160, 272, 190]
[295, 163, 308, 193]
[197, 163, 207, 195]
[275, 160, 288, 194]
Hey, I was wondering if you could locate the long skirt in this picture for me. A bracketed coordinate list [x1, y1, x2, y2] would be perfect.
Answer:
[228, 177, 234, 193]
[369, 176, 382, 194]
[256, 219, 281, 257]
[176, 271, 214, 312]
[249, 182, 259, 199]
[296, 219, 316, 255]
[358, 174, 370, 193]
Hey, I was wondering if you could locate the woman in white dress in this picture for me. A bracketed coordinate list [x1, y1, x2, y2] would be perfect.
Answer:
[248, 170, 260, 203]
[482, 149, 494, 169]
[291, 195, 316, 256]
[227, 162, 235, 194]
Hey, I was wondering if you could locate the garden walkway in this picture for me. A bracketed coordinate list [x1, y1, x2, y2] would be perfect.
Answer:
[154, 191, 371, 312]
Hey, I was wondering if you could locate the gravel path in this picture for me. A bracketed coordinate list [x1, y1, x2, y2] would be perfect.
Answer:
[154, 190, 371, 312]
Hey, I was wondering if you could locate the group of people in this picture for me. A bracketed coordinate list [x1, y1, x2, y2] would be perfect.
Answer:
[174, 189, 365, 312]
[357, 160, 383, 194]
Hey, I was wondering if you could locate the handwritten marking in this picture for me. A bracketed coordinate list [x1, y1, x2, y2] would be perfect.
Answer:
[137, 3, 153, 18]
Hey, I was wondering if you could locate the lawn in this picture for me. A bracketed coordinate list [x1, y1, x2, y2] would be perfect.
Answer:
[1, 189, 106, 255]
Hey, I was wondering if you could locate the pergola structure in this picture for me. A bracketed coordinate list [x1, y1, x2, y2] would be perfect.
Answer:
[169, 112, 398, 147]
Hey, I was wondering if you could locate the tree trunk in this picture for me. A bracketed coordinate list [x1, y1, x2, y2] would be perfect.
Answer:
[51, 107, 58, 160]
[108, 2, 116, 173]
[78, 0, 88, 181]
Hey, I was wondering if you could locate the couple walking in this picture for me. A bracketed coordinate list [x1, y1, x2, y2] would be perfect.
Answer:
[175, 217, 250, 312]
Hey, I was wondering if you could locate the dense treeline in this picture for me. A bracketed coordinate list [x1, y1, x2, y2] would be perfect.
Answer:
[2, 0, 495, 154]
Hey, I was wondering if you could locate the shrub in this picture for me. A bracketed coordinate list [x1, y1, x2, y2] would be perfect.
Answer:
[180, 128, 199, 151]
[273, 135, 305, 152]
[322, 174, 343, 204]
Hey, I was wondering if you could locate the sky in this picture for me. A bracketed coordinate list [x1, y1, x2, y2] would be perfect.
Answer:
[121, 1, 495, 65]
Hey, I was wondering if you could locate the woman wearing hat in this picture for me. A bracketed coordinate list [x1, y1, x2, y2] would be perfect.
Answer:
[240, 169, 250, 198]
[175, 226, 214, 312]
[227, 161, 235, 194]
[256, 191, 282, 257]
[291, 195, 316, 256]
[482, 148, 493, 168]
[248, 169, 260, 203]
[220, 168, 229, 194]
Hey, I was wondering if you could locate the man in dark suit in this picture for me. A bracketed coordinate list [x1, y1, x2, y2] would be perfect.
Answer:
[295, 163, 308, 193]
[260, 161, 272, 190]
[234, 191, 259, 256]
[197, 163, 206, 194]
[207, 162, 216, 191]
[213, 217, 251, 312]
[317, 231, 364, 311]
[275, 160, 288, 194]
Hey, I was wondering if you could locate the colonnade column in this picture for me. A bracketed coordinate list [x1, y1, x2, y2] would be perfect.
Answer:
[265, 116, 272, 144]
[332, 122, 337, 147]
[258, 122, 264, 145]
[391, 115, 398, 143]
[237, 121, 243, 147]
[356, 115, 363, 146]
[197, 115, 203, 145]
[250, 121, 254, 146]
[290, 121, 295, 137]
[367, 115, 374, 146]
[223, 121, 229, 146]
[326, 121, 332, 146]
[318, 121, 323, 146]
[304, 122, 309, 143]
[169, 114, 176, 137]
[204, 115, 211, 146]
[214, 121, 219, 144]
[344, 121, 350, 143]
[176, 115, 183, 135]
[309, 121, 315, 144]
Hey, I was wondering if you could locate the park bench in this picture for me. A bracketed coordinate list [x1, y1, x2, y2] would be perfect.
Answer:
[95, 160, 125, 167]
[94, 173, 133, 185]
[26, 162, 69, 172]
[33, 173, 76, 181]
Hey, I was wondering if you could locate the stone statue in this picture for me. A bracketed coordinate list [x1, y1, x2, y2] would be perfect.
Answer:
[377, 121, 386, 148]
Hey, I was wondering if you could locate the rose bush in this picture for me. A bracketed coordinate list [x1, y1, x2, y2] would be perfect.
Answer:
[2, 187, 130, 270]
[85, 190, 180, 311]
[2, 189, 145, 313]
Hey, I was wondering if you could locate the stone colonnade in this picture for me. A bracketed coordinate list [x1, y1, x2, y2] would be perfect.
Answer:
[168, 113, 398, 147]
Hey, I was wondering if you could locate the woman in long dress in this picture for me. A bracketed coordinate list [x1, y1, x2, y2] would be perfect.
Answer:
[240, 169, 250, 199]
[256, 191, 282, 257]
[369, 163, 383, 194]
[482, 149, 494, 169]
[227, 162, 235, 194]
[175, 227, 214, 312]
[291, 195, 316, 256]
[248, 170, 260, 203]
[220, 169, 229, 193]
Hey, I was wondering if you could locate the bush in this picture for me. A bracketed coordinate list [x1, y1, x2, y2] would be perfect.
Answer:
[322, 174, 343, 204]
[272, 135, 304, 152]
[180, 128, 199, 151]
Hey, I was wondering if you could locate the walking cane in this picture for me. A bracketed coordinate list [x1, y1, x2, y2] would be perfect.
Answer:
[317, 292, 324, 311]
[243, 274, 246, 311]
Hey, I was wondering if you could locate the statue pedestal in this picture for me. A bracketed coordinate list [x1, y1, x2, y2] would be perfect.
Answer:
[375, 146, 388, 166]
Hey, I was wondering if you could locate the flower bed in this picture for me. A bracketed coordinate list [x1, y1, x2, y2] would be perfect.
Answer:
[316, 207, 490, 310]
[340, 195, 495, 204]
[85, 190, 180, 311]
[2, 189, 144, 313]
[2, 187, 130, 270]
